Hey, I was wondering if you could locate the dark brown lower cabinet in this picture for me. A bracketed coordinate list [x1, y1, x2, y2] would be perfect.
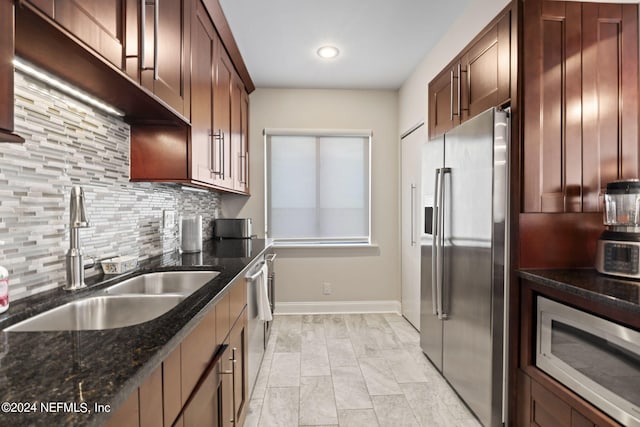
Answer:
[163, 347, 182, 427]
[181, 344, 227, 427]
[104, 281, 247, 427]
[139, 367, 163, 427]
[517, 369, 616, 427]
[229, 309, 248, 427]
[103, 390, 140, 427]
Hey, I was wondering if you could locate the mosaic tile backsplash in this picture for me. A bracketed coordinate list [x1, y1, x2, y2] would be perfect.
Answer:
[0, 72, 221, 301]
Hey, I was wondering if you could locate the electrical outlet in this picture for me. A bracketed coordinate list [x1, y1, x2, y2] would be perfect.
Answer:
[163, 210, 176, 229]
[323, 282, 332, 295]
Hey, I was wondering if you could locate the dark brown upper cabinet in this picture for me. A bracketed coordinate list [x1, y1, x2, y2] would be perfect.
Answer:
[212, 41, 234, 190]
[0, 0, 24, 143]
[428, 65, 460, 138]
[522, 0, 639, 213]
[190, 0, 217, 186]
[130, 0, 250, 195]
[140, 0, 191, 119]
[24, 0, 138, 76]
[428, 6, 510, 140]
[461, 11, 510, 120]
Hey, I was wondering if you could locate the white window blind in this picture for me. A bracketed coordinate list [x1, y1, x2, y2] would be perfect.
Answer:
[265, 129, 371, 245]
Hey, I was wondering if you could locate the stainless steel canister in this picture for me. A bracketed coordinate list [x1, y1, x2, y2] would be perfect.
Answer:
[180, 215, 202, 253]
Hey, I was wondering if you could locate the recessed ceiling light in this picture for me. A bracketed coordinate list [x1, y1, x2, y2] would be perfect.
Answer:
[317, 46, 339, 59]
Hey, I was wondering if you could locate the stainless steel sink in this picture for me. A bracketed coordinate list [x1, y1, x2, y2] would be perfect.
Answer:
[104, 271, 219, 296]
[4, 295, 185, 332]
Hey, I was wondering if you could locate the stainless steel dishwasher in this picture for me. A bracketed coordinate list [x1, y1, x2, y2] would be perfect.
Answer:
[245, 251, 276, 396]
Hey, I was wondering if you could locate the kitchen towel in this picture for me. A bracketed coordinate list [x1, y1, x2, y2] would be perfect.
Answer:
[257, 263, 272, 321]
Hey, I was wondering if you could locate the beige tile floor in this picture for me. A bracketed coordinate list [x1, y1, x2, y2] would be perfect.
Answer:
[244, 313, 482, 427]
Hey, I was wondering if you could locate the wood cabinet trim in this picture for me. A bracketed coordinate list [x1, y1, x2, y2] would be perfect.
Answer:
[427, 4, 511, 140]
[201, 0, 254, 93]
[0, 0, 25, 143]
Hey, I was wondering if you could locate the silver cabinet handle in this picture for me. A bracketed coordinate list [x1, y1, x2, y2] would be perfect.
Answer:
[431, 169, 441, 316]
[239, 153, 247, 184]
[410, 184, 416, 246]
[141, 0, 158, 78]
[438, 168, 451, 320]
[140, 0, 146, 68]
[450, 70, 454, 121]
[266, 253, 277, 262]
[240, 152, 248, 185]
[212, 130, 223, 176]
[208, 129, 214, 173]
[153, 0, 159, 80]
[220, 346, 237, 424]
[220, 131, 226, 179]
[230, 347, 237, 425]
[457, 63, 462, 118]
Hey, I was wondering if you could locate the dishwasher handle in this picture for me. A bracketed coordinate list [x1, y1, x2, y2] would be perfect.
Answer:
[245, 262, 266, 281]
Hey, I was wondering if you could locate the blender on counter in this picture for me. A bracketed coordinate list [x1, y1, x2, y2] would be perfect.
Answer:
[595, 179, 640, 279]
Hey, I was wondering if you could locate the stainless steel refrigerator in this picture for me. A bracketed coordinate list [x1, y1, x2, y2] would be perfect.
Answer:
[420, 107, 509, 427]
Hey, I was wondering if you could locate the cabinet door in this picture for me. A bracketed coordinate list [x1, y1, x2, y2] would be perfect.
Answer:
[181, 308, 216, 403]
[240, 89, 250, 192]
[229, 310, 248, 427]
[139, 366, 163, 427]
[104, 391, 139, 427]
[222, 310, 247, 427]
[428, 66, 459, 139]
[182, 345, 226, 427]
[231, 75, 247, 193]
[522, 0, 583, 213]
[190, 0, 216, 185]
[581, 3, 639, 212]
[163, 346, 182, 427]
[141, 0, 190, 117]
[523, 0, 639, 213]
[213, 42, 234, 189]
[53, 0, 129, 69]
[220, 344, 234, 427]
[462, 11, 510, 120]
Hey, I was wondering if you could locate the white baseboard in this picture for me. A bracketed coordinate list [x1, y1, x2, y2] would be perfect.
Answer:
[274, 300, 401, 315]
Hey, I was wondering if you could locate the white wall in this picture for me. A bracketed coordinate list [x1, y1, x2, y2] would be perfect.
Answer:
[398, 0, 511, 135]
[223, 89, 400, 311]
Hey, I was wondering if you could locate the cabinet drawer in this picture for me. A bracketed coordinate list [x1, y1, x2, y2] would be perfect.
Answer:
[229, 278, 246, 323]
[216, 293, 230, 344]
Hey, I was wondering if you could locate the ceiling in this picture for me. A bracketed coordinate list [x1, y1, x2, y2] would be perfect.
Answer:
[218, 0, 471, 90]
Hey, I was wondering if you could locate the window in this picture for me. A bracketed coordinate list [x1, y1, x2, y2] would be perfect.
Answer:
[265, 129, 371, 245]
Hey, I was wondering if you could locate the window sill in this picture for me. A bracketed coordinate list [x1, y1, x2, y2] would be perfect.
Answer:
[272, 242, 379, 249]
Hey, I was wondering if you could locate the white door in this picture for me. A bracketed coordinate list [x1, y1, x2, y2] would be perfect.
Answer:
[400, 123, 424, 330]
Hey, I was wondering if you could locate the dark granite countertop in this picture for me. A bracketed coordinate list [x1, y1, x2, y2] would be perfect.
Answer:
[0, 238, 270, 427]
[518, 268, 640, 315]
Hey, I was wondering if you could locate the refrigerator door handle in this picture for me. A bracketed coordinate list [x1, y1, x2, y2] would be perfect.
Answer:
[438, 167, 452, 320]
[410, 184, 417, 246]
[431, 168, 441, 316]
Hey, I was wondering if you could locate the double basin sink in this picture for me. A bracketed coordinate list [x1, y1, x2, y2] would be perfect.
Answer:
[4, 271, 220, 332]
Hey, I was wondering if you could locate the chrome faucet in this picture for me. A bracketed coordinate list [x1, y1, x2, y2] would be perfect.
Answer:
[65, 186, 89, 291]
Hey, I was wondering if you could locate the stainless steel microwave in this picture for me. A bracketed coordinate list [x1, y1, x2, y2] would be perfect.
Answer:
[536, 296, 640, 427]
